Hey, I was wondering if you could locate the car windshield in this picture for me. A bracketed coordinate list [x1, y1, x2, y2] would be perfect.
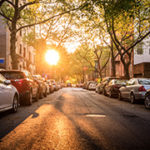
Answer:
[138, 79, 150, 85]
[114, 80, 126, 85]
[0, 72, 25, 79]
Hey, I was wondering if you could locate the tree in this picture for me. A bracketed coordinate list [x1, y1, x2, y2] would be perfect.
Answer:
[0, 0, 89, 69]
[73, 41, 110, 80]
[83, 0, 150, 78]
[102, 0, 150, 78]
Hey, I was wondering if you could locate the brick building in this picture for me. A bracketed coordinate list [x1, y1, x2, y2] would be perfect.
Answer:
[0, 18, 36, 74]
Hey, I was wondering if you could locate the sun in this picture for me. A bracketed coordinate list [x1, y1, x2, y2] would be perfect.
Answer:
[45, 50, 60, 65]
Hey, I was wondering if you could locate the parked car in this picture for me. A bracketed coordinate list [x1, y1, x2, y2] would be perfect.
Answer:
[145, 89, 150, 109]
[83, 81, 93, 90]
[66, 82, 72, 87]
[96, 77, 117, 95]
[105, 79, 126, 97]
[0, 73, 19, 112]
[76, 83, 83, 88]
[50, 80, 59, 91]
[57, 82, 62, 89]
[88, 82, 97, 90]
[42, 77, 50, 95]
[33, 75, 47, 98]
[119, 78, 150, 103]
[0, 70, 39, 105]
[47, 80, 54, 93]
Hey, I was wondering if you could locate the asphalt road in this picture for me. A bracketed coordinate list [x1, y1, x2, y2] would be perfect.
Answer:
[0, 88, 150, 150]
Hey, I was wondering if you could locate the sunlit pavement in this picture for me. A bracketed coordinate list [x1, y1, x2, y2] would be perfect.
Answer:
[0, 88, 150, 150]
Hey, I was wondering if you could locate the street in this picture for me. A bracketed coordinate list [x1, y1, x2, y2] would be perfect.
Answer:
[0, 88, 150, 150]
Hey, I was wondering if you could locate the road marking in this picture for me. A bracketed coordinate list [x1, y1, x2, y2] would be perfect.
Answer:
[85, 114, 106, 118]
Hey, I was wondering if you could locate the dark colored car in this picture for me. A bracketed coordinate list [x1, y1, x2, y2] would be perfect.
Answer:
[33, 75, 47, 98]
[105, 79, 126, 97]
[145, 89, 150, 109]
[0, 70, 39, 105]
[96, 77, 117, 95]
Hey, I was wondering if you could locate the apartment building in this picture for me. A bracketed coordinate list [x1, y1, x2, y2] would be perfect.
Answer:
[133, 35, 150, 77]
[0, 18, 36, 74]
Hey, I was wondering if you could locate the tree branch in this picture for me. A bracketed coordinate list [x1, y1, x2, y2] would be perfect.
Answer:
[16, 2, 89, 32]
[122, 30, 150, 56]
[5, 0, 15, 8]
[0, 12, 12, 21]
[19, 1, 38, 11]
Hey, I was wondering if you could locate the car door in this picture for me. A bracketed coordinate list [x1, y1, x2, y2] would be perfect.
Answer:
[28, 73, 38, 97]
[105, 80, 112, 95]
[125, 79, 136, 99]
[120, 80, 133, 98]
[0, 74, 12, 109]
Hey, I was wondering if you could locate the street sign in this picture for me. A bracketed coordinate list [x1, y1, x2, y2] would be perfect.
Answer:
[0, 58, 5, 64]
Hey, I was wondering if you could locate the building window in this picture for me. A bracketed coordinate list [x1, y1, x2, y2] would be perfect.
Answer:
[24, 47, 26, 57]
[136, 42, 143, 55]
[20, 44, 22, 55]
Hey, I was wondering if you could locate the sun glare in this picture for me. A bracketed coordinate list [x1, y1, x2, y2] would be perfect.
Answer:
[45, 50, 60, 65]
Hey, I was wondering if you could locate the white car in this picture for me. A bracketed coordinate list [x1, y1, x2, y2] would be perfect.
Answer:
[0, 73, 19, 113]
[88, 82, 97, 90]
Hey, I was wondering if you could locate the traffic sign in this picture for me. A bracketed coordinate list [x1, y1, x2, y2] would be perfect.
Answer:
[0, 58, 5, 64]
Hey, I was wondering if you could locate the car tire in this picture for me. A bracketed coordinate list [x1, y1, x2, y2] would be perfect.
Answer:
[44, 89, 47, 97]
[40, 91, 44, 99]
[35, 91, 39, 101]
[102, 89, 106, 96]
[109, 91, 113, 98]
[12, 95, 18, 113]
[118, 92, 122, 100]
[144, 96, 150, 109]
[26, 91, 32, 105]
[130, 93, 135, 104]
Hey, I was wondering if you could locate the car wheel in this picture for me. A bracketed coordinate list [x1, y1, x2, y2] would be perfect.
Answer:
[130, 93, 135, 104]
[26, 91, 32, 105]
[102, 89, 106, 96]
[144, 96, 150, 109]
[118, 92, 122, 100]
[109, 91, 113, 98]
[44, 89, 47, 97]
[35, 91, 39, 101]
[12, 95, 18, 112]
[40, 91, 44, 99]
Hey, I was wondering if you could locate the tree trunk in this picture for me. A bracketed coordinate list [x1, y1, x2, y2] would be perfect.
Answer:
[98, 70, 102, 80]
[123, 63, 130, 79]
[110, 42, 116, 77]
[10, 29, 18, 69]
[121, 54, 131, 79]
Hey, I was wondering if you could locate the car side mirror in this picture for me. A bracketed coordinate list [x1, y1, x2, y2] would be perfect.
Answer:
[4, 80, 11, 85]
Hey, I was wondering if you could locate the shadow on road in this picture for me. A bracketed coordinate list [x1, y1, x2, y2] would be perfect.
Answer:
[53, 94, 103, 150]
[0, 94, 55, 139]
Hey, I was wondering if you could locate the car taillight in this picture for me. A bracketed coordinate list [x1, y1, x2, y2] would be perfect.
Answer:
[139, 86, 146, 92]
[14, 79, 24, 85]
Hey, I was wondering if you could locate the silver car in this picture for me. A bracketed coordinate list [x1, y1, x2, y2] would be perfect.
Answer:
[0, 73, 19, 113]
[119, 78, 150, 103]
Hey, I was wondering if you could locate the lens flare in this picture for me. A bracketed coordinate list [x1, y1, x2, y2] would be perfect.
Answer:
[45, 50, 60, 65]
